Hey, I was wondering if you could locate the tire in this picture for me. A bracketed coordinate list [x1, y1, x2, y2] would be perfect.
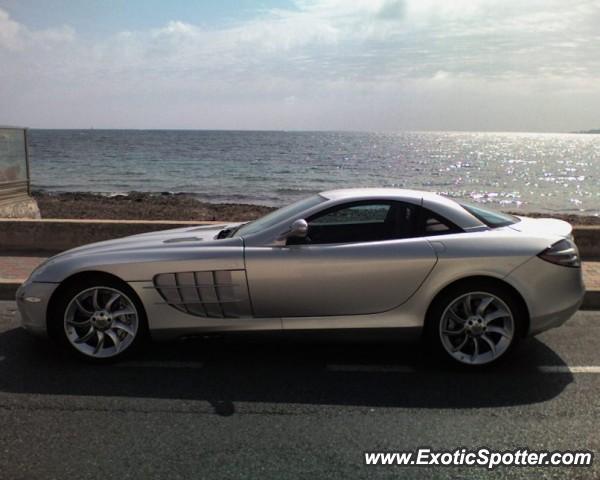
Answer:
[48, 275, 148, 363]
[425, 280, 524, 367]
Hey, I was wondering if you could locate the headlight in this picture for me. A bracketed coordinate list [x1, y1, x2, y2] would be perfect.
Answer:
[537, 239, 581, 268]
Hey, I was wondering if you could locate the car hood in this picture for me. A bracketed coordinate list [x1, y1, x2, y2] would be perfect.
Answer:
[509, 216, 572, 238]
[53, 223, 242, 259]
[30, 223, 245, 283]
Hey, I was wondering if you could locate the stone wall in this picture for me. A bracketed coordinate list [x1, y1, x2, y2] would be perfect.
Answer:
[0, 218, 597, 258]
[0, 197, 40, 219]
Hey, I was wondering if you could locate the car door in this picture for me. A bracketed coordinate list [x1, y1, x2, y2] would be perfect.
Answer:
[244, 201, 438, 318]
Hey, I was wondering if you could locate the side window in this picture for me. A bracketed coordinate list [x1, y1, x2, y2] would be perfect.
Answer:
[310, 204, 390, 226]
[419, 208, 462, 236]
[294, 201, 417, 245]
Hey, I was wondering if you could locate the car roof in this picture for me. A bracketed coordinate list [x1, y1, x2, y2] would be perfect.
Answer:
[321, 188, 427, 201]
[319, 188, 486, 230]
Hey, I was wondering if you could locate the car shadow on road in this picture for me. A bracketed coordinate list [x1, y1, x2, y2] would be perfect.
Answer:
[0, 327, 573, 414]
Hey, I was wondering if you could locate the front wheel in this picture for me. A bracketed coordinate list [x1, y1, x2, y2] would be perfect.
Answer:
[426, 282, 523, 366]
[49, 277, 147, 362]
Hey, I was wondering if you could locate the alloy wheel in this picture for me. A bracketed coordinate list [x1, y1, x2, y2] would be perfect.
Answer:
[439, 292, 514, 365]
[64, 286, 139, 359]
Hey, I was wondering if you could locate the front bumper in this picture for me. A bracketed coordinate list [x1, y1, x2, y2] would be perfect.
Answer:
[15, 280, 59, 337]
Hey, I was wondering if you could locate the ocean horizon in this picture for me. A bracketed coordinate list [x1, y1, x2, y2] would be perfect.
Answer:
[27, 129, 600, 215]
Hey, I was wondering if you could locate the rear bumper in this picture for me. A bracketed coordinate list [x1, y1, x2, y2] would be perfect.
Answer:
[506, 256, 585, 336]
[15, 280, 58, 337]
[528, 295, 583, 335]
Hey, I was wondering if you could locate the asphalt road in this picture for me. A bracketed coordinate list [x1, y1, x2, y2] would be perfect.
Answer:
[1, 301, 599, 479]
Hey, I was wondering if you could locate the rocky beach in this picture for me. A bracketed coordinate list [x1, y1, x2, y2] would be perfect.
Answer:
[32, 191, 275, 222]
[32, 191, 600, 225]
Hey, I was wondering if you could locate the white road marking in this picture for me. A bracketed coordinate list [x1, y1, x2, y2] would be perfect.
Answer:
[328, 364, 600, 374]
[327, 364, 415, 373]
[114, 361, 204, 369]
[538, 365, 600, 373]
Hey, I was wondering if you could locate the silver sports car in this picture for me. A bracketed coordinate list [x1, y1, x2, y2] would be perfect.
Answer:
[17, 188, 585, 366]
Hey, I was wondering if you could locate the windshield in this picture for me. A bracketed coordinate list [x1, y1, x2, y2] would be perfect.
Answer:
[460, 202, 520, 228]
[235, 194, 326, 236]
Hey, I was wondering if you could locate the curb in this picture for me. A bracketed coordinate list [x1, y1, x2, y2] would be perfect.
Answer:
[1, 281, 599, 310]
[0, 282, 19, 301]
[585, 290, 600, 310]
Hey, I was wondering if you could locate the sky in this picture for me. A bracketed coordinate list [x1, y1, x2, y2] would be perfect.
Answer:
[0, 0, 599, 132]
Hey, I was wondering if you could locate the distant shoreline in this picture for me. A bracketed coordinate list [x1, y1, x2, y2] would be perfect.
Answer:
[27, 128, 600, 134]
[572, 129, 600, 134]
[32, 191, 600, 225]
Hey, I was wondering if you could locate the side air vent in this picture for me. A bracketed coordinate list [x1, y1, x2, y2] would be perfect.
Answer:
[153, 270, 249, 318]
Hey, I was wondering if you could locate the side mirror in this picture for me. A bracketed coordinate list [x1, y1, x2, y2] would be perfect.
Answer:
[279, 218, 308, 241]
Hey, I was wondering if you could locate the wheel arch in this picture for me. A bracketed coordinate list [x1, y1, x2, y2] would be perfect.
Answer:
[46, 270, 144, 334]
[424, 275, 531, 337]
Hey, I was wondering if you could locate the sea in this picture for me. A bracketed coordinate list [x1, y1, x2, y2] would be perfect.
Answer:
[27, 129, 600, 215]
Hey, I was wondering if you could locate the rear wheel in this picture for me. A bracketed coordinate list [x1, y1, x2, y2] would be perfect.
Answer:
[49, 276, 147, 362]
[426, 281, 523, 366]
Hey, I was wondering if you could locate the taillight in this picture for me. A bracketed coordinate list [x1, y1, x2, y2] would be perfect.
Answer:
[538, 239, 581, 268]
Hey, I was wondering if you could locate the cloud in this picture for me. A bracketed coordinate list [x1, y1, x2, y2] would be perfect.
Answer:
[0, 8, 74, 51]
[0, 8, 21, 50]
[1, 1, 600, 130]
[86, 0, 600, 81]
